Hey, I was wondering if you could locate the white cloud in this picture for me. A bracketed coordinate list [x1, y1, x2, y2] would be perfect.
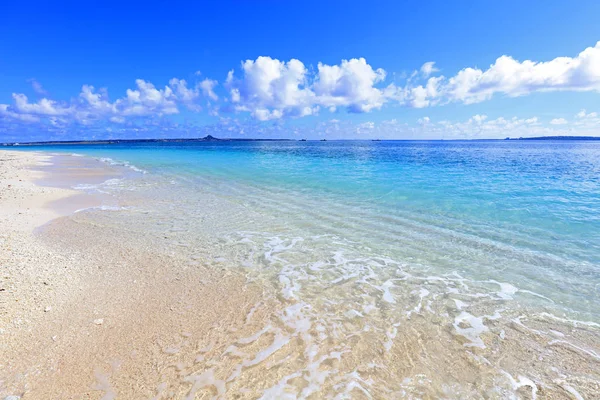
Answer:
[79, 85, 116, 114]
[314, 58, 387, 113]
[358, 114, 562, 140]
[354, 122, 375, 135]
[576, 109, 598, 119]
[357, 121, 375, 130]
[0, 76, 220, 127]
[226, 56, 316, 119]
[206, 112, 600, 140]
[550, 118, 568, 125]
[169, 78, 200, 104]
[252, 108, 283, 121]
[408, 41, 600, 106]
[325, 42, 600, 110]
[402, 76, 443, 108]
[292, 114, 579, 140]
[27, 78, 48, 96]
[226, 56, 391, 120]
[109, 116, 126, 124]
[118, 79, 179, 116]
[0, 104, 40, 122]
[3, 42, 600, 132]
[434, 115, 541, 138]
[572, 108, 600, 130]
[470, 114, 488, 124]
[199, 78, 218, 101]
[12, 94, 73, 116]
[420, 62, 438, 78]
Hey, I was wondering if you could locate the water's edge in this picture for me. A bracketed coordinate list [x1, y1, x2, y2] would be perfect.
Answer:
[6, 142, 600, 398]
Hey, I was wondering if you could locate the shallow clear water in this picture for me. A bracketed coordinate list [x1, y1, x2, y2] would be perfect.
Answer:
[20, 140, 600, 397]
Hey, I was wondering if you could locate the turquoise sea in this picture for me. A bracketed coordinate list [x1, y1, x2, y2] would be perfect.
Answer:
[19, 140, 600, 397]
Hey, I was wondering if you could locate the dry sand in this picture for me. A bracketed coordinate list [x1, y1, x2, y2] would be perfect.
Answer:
[0, 151, 274, 399]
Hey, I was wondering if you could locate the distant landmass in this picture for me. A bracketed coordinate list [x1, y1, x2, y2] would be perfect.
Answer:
[1, 135, 293, 146]
[2, 135, 600, 146]
[507, 136, 600, 141]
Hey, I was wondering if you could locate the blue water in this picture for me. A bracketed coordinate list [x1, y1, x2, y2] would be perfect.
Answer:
[17, 139, 600, 396]
[27, 141, 600, 308]
[21, 140, 600, 308]
[31, 140, 600, 224]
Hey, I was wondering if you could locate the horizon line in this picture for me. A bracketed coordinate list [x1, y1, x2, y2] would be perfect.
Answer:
[3, 135, 600, 146]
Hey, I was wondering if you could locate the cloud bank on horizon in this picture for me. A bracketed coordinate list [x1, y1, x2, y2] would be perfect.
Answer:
[1, 41, 600, 141]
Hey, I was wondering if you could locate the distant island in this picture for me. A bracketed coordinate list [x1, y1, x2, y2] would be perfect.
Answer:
[2, 135, 600, 146]
[0, 135, 294, 146]
[506, 136, 600, 141]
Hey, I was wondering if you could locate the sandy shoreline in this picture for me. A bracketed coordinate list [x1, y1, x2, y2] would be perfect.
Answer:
[0, 151, 273, 399]
[2, 150, 599, 399]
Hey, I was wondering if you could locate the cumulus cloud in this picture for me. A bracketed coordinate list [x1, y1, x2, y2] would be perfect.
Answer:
[0, 76, 218, 126]
[572, 108, 600, 130]
[118, 79, 178, 116]
[225, 56, 316, 120]
[0, 104, 40, 122]
[199, 78, 218, 101]
[220, 43, 600, 119]
[12, 94, 73, 116]
[225, 56, 393, 120]
[169, 78, 200, 104]
[3, 42, 600, 132]
[407, 41, 600, 106]
[470, 114, 488, 124]
[550, 118, 568, 125]
[420, 62, 438, 78]
[576, 109, 598, 119]
[79, 85, 116, 114]
[403, 76, 444, 108]
[314, 58, 388, 112]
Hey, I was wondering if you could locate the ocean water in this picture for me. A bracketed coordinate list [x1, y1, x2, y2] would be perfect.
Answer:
[22, 140, 600, 397]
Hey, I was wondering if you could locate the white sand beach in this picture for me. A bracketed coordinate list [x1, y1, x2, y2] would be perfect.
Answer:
[0, 151, 274, 399]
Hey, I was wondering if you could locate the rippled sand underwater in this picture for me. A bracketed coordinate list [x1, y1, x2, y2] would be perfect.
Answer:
[55, 143, 600, 399]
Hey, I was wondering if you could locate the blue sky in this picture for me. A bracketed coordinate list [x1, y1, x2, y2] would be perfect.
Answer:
[1, 0, 600, 141]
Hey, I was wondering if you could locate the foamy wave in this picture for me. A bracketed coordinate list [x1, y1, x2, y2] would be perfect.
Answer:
[72, 183, 105, 192]
[72, 178, 126, 194]
[166, 229, 599, 398]
[74, 205, 130, 213]
[97, 157, 147, 174]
